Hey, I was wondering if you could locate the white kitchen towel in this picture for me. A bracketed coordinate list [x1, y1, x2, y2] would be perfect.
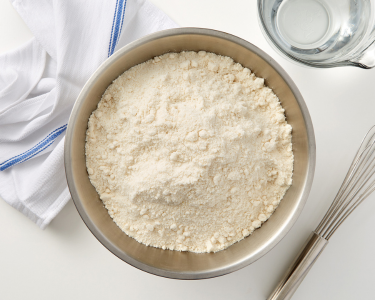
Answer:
[0, 0, 177, 228]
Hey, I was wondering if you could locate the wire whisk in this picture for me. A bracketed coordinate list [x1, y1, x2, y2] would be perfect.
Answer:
[316, 125, 375, 240]
[268, 126, 375, 300]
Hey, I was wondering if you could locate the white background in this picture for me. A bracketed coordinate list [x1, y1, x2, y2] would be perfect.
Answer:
[1, 0, 375, 299]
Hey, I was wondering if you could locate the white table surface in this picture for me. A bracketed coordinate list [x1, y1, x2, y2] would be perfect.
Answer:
[1, 1, 375, 299]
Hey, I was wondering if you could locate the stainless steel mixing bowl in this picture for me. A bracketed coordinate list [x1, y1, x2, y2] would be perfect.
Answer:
[64, 28, 315, 279]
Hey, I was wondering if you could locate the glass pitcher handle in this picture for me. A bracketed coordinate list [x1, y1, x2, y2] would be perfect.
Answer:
[349, 40, 375, 69]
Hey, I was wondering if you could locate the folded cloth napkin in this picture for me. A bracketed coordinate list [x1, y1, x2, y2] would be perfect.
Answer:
[0, 0, 177, 228]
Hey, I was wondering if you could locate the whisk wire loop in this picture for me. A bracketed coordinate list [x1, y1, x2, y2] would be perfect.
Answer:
[316, 125, 375, 239]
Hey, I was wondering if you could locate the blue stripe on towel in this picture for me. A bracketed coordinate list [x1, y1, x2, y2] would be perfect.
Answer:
[108, 0, 127, 57]
[119, 0, 127, 36]
[108, 0, 120, 56]
[0, 124, 67, 171]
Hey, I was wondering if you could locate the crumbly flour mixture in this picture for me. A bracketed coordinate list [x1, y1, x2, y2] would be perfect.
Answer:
[85, 51, 293, 253]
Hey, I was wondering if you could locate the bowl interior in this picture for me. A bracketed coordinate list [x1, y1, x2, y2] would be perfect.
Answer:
[65, 28, 315, 279]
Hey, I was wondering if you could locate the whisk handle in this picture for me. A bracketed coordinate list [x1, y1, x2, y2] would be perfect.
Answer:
[267, 232, 328, 300]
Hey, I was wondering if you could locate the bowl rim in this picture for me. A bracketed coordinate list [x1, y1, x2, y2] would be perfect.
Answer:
[64, 27, 316, 279]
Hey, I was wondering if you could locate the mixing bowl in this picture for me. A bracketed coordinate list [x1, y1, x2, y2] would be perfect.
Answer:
[64, 28, 315, 279]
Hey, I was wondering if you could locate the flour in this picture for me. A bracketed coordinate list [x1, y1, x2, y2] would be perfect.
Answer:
[85, 51, 294, 253]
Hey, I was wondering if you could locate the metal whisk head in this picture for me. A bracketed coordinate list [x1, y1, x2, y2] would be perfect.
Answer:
[316, 126, 375, 240]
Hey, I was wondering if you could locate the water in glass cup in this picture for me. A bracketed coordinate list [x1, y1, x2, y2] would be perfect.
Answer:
[258, 0, 375, 68]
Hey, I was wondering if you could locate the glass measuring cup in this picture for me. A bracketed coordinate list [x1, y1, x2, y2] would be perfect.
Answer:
[258, 0, 375, 68]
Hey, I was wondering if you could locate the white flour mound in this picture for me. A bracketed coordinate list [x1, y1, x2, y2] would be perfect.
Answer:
[85, 51, 294, 253]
